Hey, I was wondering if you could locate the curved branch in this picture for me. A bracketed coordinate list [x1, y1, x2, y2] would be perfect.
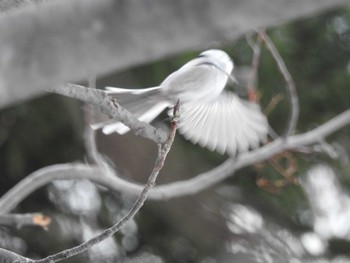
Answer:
[0, 165, 102, 214]
[0, 248, 30, 263]
[1, 109, 349, 214]
[29, 101, 180, 263]
[258, 31, 299, 137]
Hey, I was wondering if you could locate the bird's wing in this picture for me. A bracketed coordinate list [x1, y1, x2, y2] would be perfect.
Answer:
[175, 92, 268, 155]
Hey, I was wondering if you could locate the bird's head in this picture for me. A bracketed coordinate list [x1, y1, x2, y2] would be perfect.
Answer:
[199, 49, 234, 75]
[199, 49, 237, 84]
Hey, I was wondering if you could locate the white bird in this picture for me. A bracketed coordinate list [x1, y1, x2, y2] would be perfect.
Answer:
[94, 49, 268, 155]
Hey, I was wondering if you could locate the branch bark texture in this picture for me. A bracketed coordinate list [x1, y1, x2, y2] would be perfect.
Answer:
[0, 0, 347, 108]
[49, 84, 168, 144]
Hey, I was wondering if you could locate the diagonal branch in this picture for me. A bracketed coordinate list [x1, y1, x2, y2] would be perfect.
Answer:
[0, 248, 31, 263]
[48, 83, 168, 144]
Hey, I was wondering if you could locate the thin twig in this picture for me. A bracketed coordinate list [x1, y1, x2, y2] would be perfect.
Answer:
[246, 33, 262, 102]
[83, 119, 100, 164]
[263, 93, 284, 116]
[28, 100, 180, 263]
[83, 76, 101, 164]
[82, 121, 117, 180]
[258, 30, 299, 137]
[0, 109, 349, 212]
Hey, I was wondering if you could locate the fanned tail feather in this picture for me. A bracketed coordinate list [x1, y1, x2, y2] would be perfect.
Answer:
[93, 86, 170, 135]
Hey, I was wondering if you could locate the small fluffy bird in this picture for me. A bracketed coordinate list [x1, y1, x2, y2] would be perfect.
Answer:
[95, 49, 268, 155]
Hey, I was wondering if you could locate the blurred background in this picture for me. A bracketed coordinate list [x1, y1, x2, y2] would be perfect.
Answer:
[0, 2, 350, 263]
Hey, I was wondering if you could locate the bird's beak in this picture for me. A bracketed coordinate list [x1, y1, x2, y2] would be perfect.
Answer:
[229, 75, 239, 85]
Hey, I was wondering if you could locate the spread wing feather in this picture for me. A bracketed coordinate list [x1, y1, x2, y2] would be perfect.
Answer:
[176, 92, 268, 156]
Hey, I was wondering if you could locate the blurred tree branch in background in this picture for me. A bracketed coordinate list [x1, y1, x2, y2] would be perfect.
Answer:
[0, 93, 180, 262]
[0, 0, 349, 262]
[1, 108, 349, 214]
[0, 0, 347, 108]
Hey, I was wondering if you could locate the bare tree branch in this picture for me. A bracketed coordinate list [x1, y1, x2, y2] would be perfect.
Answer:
[24, 101, 180, 263]
[246, 33, 262, 102]
[0, 248, 31, 263]
[152, 108, 350, 198]
[258, 30, 300, 137]
[0, 164, 101, 214]
[48, 83, 168, 144]
[0, 99, 179, 261]
[82, 76, 103, 164]
[0, 0, 346, 108]
[1, 109, 349, 214]
[83, 116, 99, 164]
[0, 2, 348, 262]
